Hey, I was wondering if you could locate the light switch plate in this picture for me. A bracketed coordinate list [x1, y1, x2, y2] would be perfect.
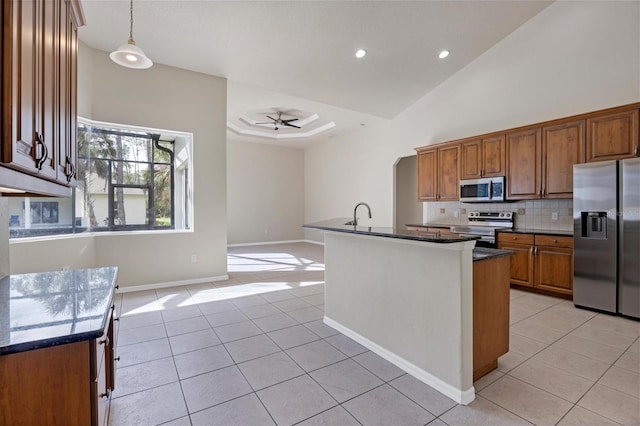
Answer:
[552, 211, 559, 221]
[440, 208, 445, 214]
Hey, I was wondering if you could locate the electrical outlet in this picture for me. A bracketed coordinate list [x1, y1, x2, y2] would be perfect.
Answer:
[439, 208, 445, 214]
[191, 254, 197, 263]
[518, 208, 526, 215]
[552, 211, 559, 221]
[460, 208, 466, 214]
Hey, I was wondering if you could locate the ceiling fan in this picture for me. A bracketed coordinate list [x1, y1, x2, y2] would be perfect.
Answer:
[256, 111, 301, 130]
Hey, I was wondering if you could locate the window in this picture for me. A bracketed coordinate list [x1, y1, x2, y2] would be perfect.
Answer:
[30, 201, 59, 224]
[9, 119, 193, 239]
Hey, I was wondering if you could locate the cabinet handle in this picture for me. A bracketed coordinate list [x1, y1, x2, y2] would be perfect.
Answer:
[552, 239, 558, 243]
[114, 317, 120, 322]
[64, 156, 75, 183]
[538, 189, 542, 198]
[114, 356, 121, 362]
[634, 145, 638, 157]
[534, 247, 538, 255]
[481, 168, 484, 176]
[33, 132, 48, 170]
[100, 389, 110, 398]
[100, 336, 110, 346]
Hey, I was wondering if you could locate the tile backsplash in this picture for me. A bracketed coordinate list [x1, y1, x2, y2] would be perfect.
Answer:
[424, 199, 574, 232]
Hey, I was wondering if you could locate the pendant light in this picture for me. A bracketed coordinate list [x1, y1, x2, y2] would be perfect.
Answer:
[109, 0, 153, 69]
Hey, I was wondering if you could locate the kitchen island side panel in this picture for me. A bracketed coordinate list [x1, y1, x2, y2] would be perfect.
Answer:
[323, 232, 475, 404]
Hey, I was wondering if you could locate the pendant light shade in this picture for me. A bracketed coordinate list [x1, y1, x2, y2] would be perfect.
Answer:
[110, 0, 153, 69]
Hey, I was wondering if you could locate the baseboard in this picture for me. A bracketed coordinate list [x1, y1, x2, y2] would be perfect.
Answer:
[116, 274, 230, 293]
[323, 316, 475, 405]
[227, 239, 308, 247]
[303, 239, 324, 246]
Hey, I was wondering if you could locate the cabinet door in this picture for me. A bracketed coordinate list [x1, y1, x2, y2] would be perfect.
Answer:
[542, 120, 585, 198]
[482, 136, 506, 177]
[39, 0, 59, 181]
[461, 139, 482, 180]
[535, 246, 573, 295]
[497, 241, 534, 287]
[438, 144, 459, 201]
[506, 128, 542, 200]
[2, 0, 41, 172]
[586, 109, 639, 162]
[417, 149, 437, 201]
[57, 0, 77, 186]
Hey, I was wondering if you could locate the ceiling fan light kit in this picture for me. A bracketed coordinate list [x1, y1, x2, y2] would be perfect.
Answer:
[110, 0, 153, 69]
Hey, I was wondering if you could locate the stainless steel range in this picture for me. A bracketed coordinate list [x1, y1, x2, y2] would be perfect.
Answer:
[451, 211, 514, 248]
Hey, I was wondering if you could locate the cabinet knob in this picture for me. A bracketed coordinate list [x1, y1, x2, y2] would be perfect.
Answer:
[513, 236, 517, 240]
[99, 336, 110, 346]
[115, 356, 121, 362]
[100, 389, 110, 398]
[553, 239, 558, 243]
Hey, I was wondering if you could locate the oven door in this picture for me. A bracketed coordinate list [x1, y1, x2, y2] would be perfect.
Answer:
[457, 233, 496, 248]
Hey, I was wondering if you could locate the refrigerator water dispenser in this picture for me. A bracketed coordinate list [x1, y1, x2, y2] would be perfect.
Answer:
[581, 212, 607, 239]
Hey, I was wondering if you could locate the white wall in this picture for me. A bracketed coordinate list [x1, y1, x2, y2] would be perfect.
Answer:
[227, 139, 304, 244]
[0, 198, 9, 279]
[395, 155, 422, 229]
[304, 1, 640, 240]
[10, 43, 229, 288]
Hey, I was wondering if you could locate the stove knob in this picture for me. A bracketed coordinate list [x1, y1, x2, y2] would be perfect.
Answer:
[499, 212, 504, 218]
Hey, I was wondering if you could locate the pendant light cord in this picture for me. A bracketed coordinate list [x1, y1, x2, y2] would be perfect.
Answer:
[129, 0, 134, 43]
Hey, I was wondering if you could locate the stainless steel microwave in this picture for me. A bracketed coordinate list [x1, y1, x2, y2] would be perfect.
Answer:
[460, 177, 505, 202]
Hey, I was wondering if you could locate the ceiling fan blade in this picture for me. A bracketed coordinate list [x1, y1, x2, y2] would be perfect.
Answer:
[281, 118, 299, 123]
[284, 122, 301, 129]
[255, 121, 272, 124]
[266, 116, 277, 121]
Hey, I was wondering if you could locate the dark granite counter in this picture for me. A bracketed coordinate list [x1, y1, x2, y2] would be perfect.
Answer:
[406, 223, 455, 229]
[499, 228, 573, 237]
[473, 247, 514, 262]
[0, 267, 118, 355]
[304, 218, 480, 244]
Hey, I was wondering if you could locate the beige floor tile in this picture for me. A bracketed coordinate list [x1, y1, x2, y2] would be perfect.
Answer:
[533, 347, 610, 381]
[557, 406, 620, 426]
[439, 396, 530, 426]
[523, 305, 595, 334]
[578, 383, 640, 426]
[510, 304, 539, 325]
[497, 351, 528, 373]
[570, 323, 637, 350]
[473, 369, 504, 392]
[585, 314, 640, 339]
[597, 366, 640, 398]
[509, 333, 548, 357]
[627, 339, 640, 354]
[511, 320, 566, 344]
[552, 334, 625, 364]
[479, 375, 572, 425]
[615, 349, 640, 373]
[509, 359, 594, 403]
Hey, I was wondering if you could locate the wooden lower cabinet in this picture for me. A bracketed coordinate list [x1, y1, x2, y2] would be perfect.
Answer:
[473, 256, 510, 381]
[498, 233, 573, 296]
[0, 311, 115, 426]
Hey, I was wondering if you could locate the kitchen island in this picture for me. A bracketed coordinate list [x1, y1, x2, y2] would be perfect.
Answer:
[0, 267, 118, 426]
[304, 219, 511, 404]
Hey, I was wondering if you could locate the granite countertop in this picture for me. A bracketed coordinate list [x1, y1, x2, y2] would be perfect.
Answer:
[0, 267, 118, 355]
[406, 223, 455, 229]
[304, 218, 480, 244]
[473, 247, 513, 262]
[500, 228, 573, 237]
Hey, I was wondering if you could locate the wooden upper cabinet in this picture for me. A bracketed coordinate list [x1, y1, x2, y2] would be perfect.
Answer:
[482, 136, 506, 177]
[1, 0, 81, 193]
[416, 144, 459, 201]
[461, 140, 482, 180]
[417, 149, 437, 201]
[438, 144, 460, 200]
[461, 136, 505, 180]
[542, 120, 585, 198]
[506, 128, 542, 200]
[586, 108, 639, 162]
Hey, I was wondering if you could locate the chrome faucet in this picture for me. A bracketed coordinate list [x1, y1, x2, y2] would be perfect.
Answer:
[353, 202, 372, 226]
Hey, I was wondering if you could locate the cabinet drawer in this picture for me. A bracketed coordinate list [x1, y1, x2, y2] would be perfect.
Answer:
[535, 235, 573, 248]
[498, 233, 534, 245]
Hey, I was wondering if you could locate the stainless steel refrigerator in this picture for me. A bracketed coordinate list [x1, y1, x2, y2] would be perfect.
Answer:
[573, 158, 640, 319]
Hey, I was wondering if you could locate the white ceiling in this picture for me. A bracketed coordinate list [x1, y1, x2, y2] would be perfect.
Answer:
[78, 0, 553, 147]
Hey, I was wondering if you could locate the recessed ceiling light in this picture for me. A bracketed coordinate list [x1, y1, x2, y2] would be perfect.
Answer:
[355, 49, 367, 59]
[438, 50, 450, 59]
